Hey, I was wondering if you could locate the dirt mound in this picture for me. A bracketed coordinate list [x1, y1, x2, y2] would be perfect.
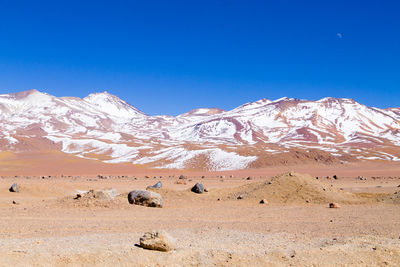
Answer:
[381, 191, 400, 204]
[218, 172, 366, 204]
[56, 190, 128, 209]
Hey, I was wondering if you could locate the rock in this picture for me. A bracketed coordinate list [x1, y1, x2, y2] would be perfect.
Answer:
[246, 176, 252, 180]
[191, 183, 204, 194]
[9, 183, 19, 193]
[237, 195, 245, 200]
[12, 200, 20, 205]
[178, 175, 187, 180]
[94, 189, 118, 200]
[139, 231, 175, 252]
[333, 175, 338, 180]
[259, 199, 268, 204]
[147, 181, 162, 190]
[128, 190, 163, 208]
[329, 202, 340, 208]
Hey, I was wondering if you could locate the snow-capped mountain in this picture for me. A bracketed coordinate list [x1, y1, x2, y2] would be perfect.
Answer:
[0, 89, 399, 170]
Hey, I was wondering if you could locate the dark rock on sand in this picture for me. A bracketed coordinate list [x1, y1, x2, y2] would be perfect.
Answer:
[191, 183, 204, 194]
[9, 183, 19, 193]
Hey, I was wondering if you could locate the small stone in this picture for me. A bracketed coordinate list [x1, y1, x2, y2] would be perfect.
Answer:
[329, 202, 340, 208]
[259, 199, 268, 204]
[12, 200, 20, 205]
[147, 181, 162, 190]
[246, 176, 252, 180]
[191, 183, 204, 194]
[333, 175, 338, 179]
[9, 183, 19, 193]
[178, 175, 187, 180]
[139, 231, 175, 252]
[237, 195, 245, 200]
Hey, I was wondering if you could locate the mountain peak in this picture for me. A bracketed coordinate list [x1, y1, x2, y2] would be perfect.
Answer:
[84, 91, 146, 117]
[317, 97, 357, 104]
[273, 97, 300, 102]
[84, 91, 116, 100]
[8, 89, 45, 99]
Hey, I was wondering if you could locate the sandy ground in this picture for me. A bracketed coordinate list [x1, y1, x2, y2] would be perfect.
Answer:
[0, 165, 400, 266]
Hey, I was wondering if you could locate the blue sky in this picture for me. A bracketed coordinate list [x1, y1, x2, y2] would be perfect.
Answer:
[0, 0, 399, 115]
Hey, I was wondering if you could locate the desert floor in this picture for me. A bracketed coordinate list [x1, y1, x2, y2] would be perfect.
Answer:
[0, 162, 400, 266]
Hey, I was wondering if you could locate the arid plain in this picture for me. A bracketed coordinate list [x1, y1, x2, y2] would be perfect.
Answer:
[1, 161, 400, 266]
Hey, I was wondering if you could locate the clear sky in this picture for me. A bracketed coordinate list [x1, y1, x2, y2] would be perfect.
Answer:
[0, 0, 399, 115]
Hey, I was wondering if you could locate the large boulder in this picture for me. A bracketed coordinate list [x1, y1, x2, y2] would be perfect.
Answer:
[139, 231, 175, 252]
[9, 183, 19, 193]
[191, 183, 204, 194]
[128, 190, 163, 208]
[146, 181, 162, 190]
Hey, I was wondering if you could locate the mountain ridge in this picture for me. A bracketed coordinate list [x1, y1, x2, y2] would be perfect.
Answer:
[0, 89, 399, 170]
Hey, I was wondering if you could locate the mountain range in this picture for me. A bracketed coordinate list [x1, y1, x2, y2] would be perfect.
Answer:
[0, 89, 399, 171]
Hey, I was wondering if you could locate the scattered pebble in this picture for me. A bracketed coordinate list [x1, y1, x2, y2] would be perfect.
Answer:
[329, 202, 340, 208]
